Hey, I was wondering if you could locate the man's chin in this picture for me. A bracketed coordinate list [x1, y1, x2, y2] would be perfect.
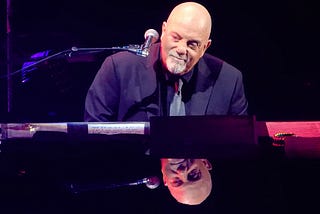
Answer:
[167, 61, 187, 75]
[167, 66, 187, 75]
[170, 70, 185, 75]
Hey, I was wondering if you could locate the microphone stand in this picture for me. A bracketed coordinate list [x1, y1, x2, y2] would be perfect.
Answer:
[8, 44, 145, 78]
[66, 176, 159, 194]
[70, 45, 148, 57]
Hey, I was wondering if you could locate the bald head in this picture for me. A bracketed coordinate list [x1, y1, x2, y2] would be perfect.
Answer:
[168, 167, 212, 205]
[167, 2, 212, 40]
[161, 159, 213, 205]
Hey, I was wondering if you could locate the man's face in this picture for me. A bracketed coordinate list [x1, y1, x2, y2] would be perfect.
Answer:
[160, 20, 211, 76]
[161, 159, 212, 205]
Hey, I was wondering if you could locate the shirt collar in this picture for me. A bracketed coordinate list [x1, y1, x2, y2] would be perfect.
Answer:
[164, 68, 194, 84]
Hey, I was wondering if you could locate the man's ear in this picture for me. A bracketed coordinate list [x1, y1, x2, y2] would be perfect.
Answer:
[200, 39, 212, 57]
[205, 39, 212, 50]
[160, 21, 167, 41]
[162, 174, 168, 186]
[160, 162, 168, 186]
[201, 159, 212, 170]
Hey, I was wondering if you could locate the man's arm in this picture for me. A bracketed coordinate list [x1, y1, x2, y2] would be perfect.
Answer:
[84, 56, 120, 122]
[229, 69, 248, 115]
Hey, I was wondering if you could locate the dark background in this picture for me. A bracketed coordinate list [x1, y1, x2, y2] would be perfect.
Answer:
[0, 0, 319, 122]
[0, 0, 320, 213]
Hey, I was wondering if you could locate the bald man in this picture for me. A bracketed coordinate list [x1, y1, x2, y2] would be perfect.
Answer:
[85, 1, 248, 204]
[85, 1, 248, 121]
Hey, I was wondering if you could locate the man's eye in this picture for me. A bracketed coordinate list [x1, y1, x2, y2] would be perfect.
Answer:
[170, 35, 180, 41]
[188, 170, 201, 181]
[188, 44, 198, 50]
[187, 41, 199, 50]
[170, 178, 183, 187]
[176, 164, 187, 171]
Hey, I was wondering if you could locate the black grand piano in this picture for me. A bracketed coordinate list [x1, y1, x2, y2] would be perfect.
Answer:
[1, 116, 320, 214]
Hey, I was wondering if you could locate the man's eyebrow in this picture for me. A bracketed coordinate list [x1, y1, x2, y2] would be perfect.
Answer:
[169, 32, 202, 46]
[188, 39, 202, 46]
[170, 179, 183, 187]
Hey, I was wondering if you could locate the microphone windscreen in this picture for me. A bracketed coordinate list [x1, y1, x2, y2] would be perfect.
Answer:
[144, 29, 159, 42]
[145, 176, 160, 189]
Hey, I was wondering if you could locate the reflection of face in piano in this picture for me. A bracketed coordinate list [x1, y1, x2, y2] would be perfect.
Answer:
[161, 158, 212, 205]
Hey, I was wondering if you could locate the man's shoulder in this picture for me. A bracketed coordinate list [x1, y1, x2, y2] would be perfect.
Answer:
[108, 43, 160, 63]
[200, 53, 243, 82]
[109, 50, 144, 62]
[198, 53, 224, 77]
[203, 53, 223, 63]
[203, 53, 242, 74]
[102, 51, 149, 74]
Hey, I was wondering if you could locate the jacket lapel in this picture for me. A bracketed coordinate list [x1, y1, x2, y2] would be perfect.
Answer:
[188, 56, 222, 115]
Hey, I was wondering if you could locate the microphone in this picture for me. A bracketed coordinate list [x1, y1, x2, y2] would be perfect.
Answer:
[144, 176, 161, 189]
[139, 29, 159, 57]
[66, 176, 160, 194]
[127, 176, 160, 189]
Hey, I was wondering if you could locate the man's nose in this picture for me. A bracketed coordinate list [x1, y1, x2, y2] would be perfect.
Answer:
[176, 41, 188, 55]
[177, 159, 191, 172]
[177, 164, 187, 172]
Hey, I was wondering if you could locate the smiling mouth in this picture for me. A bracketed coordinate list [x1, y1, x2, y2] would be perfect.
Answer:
[170, 55, 187, 62]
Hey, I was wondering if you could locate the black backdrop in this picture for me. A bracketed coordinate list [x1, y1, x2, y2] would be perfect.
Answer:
[0, 1, 320, 214]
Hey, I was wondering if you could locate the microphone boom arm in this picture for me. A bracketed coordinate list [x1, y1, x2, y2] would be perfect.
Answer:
[8, 44, 146, 78]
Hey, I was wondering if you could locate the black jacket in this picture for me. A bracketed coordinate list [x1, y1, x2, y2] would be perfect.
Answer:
[84, 43, 248, 122]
